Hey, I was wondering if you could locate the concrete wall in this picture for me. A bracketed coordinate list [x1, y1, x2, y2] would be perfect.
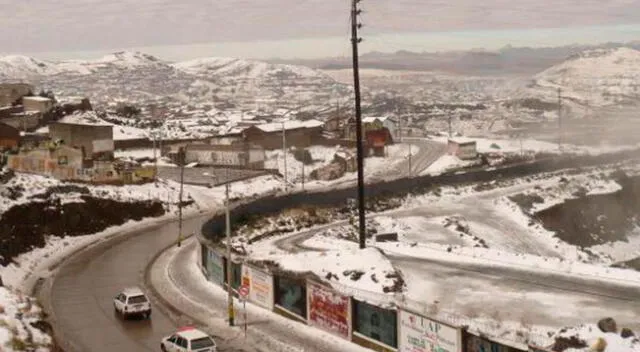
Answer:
[201, 148, 640, 242]
[50, 123, 113, 157]
[22, 97, 53, 113]
[0, 83, 32, 107]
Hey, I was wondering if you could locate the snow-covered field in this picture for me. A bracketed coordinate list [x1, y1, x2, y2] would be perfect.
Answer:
[235, 160, 640, 350]
[0, 287, 51, 352]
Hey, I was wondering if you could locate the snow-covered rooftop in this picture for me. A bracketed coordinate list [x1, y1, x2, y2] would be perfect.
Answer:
[363, 116, 395, 123]
[256, 119, 323, 133]
[22, 96, 52, 102]
[56, 112, 113, 127]
[449, 137, 476, 144]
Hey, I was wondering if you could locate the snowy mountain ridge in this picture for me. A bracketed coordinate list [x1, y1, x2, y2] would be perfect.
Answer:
[0, 51, 168, 79]
[0, 51, 346, 110]
[525, 47, 640, 109]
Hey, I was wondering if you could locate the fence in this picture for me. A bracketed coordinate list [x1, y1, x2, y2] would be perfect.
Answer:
[195, 149, 640, 352]
[199, 241, 554, 352]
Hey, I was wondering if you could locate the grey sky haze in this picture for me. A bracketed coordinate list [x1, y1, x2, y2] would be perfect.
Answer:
[2, 0, 640, 59]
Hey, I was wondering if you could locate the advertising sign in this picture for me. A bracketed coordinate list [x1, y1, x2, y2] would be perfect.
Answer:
[306, 281, 351, 339]
[466, 334, 522, 352]
[92, 139, 115, 153]
[205, 248, 224, 286]
[275, 276, 307, 319]
[399, 310, 461, 352]
[353, 300, 398, 348]
[242, 265, 274, 310]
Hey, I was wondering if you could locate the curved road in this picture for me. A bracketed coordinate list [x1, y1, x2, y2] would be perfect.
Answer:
[38, 213, 250, 352]
[273, 197, 640, 332]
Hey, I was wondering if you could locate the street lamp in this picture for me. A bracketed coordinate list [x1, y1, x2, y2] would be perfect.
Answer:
[203, 166, 234, 326]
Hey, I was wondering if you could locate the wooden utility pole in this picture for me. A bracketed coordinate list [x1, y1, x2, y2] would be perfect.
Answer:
[351, 0, 366, 250]
[177, 147, 185, 247]
[558, 88, 563, 153]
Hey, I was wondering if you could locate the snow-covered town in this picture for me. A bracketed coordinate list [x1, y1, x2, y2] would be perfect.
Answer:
[2, 3, 640, 352]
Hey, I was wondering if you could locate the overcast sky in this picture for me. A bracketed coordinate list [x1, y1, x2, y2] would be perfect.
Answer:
[2, 0, 640, 60]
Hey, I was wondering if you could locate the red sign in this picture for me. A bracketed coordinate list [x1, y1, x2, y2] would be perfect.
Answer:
[239, 285, 249, 298]
[307, 281, 350, 338]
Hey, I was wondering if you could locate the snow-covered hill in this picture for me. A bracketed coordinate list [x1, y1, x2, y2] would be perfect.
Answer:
[0, 51, 348, 112]
[525, 47, 640, 110]
[0, 55, 62, 78]
[173, 57, 348, 109]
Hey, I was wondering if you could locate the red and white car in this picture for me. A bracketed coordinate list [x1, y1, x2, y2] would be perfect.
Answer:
[113, 287, 152, 319]
[161, 327, 217, 352]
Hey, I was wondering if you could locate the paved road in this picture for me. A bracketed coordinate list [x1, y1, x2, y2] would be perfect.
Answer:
[40, 213, 251, 352]
[158, 166, 271, 186]
[272, 191, 640, 333]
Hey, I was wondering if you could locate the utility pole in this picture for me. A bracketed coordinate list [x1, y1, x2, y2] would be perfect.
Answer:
[301, 158, 305, 191]
[408, 144, 412, 176]
[225, 165, 234, 326]
[177, 147, 185, 247]
[351, 0, 366, 250]
[448, 113, 452, 138]
[557, 88, 563, 153]
[281, 120, 288, 190]
[152, 132, 158, 185]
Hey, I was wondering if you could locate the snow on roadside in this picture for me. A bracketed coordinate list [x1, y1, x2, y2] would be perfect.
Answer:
[420, 154, 476, 175]
[251, 246, 399, 299]
[0, 172, 285, 292]
[547, 324, 640, 352]
[0, 287, 51, 351]
[376, 241, 640, 288]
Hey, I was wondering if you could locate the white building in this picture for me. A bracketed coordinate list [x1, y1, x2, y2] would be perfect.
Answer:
[447, 138, 477, 160]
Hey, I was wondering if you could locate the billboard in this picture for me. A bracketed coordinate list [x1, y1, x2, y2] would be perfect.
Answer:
[466, 334, 524, 352]
[275, 276, 307, 319]
[353, 300, 397, 348]
[399, 310, 461, 352]
[241, 265, 274, 309]
[306, 281, 351, 339]
[93, 139, 114, 153]
[205, 248, 224, 285]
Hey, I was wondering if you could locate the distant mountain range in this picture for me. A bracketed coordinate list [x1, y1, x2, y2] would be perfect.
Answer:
[0, 51, 348, 111]
[269, 41, 640, 76]
[521, 47, 640, 109]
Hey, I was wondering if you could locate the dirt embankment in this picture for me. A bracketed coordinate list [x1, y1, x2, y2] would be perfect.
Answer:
[534, 173, 640, 248]
[0, 185, 164, 266]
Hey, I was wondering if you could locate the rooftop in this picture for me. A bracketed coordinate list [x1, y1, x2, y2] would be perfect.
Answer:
[176, 327, 211, 341]
[56, 112, 113, 127]
[255, 119, 323, 133]
[122, 287, 145, 296]
[22, 96, 52, 102]
[363, 116, 395, 123]
[449, 137, 476, 144]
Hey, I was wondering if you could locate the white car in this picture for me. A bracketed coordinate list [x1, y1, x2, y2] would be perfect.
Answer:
[113, 287, 152, 319]
[161, 327, 217, 352]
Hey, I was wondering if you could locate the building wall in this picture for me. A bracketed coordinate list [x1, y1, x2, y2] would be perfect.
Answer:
[0, 84, 33, 107]
[1, 112, 40, 131]
[244, 127, 321, 150]
[184, 144, 266, 168]
[448, 140, 477, 160]
[0, 123, 20, 149]
[22, 97, 53, 113]
[50, 123, 114, 158]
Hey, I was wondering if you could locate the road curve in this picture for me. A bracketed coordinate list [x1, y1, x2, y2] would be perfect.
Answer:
[38, 213, 213, 352]
[272, 206, 640, 332]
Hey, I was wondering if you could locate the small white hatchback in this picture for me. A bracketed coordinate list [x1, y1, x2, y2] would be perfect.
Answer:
[161, 326, 217, 352]
[113, 287, 152, 319]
